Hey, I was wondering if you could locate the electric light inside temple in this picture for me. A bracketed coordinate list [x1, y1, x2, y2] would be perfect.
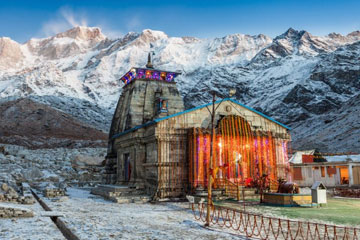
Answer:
[188, 115, 290, 189]
[120, 68, 180, 86]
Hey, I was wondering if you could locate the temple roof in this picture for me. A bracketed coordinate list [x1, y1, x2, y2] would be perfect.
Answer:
[111, 98, 291, 139]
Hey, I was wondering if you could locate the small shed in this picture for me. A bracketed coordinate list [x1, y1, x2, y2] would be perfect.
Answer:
[311, 181, 327, 204]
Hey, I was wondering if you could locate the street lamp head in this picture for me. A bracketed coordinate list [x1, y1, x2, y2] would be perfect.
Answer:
[229, 88, 236, 97]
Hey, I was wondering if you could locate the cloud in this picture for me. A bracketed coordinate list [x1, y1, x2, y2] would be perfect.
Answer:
[40, 7, 88, 37]
[98, 26, 123, 39]
[39, 7, 140, 39]
[95, 15, 141, 39]
[60, 8, 87, 27]
[126, 16, 141, 30]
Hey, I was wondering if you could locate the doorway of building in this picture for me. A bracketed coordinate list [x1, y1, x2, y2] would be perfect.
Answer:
[339, 167, 349, 185]
[124, 153, 131, 182]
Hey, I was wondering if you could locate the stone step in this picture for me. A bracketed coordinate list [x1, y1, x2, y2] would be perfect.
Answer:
[95, 184, 139, 192]
[224, 190, 257, 195]
[225, 195, 260, 200]
[107, 190, 145, 197]
[110, 195, 151, 204]
[91, 185, 151, 203]
[91, 185, 144, 197]
[194, 189, 258, 198]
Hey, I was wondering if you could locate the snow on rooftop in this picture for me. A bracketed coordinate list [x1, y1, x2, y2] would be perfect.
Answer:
[290, 151, 360, 164]
[324, 155, 360, 162]
[289, 150, 315, 163]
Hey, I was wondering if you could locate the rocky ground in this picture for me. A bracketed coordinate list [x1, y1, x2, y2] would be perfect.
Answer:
[1, 187, 246, 240]
[0, 144, 106, 187]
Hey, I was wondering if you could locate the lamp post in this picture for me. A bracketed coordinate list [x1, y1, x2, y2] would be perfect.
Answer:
[205, 89, 236, 227]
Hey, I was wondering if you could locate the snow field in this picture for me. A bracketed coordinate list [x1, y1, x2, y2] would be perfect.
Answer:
[43, 188, 245, 240]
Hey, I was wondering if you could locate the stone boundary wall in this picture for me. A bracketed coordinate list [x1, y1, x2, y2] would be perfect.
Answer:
[0, 206, 33, 218]
[43, 188, 66, 198]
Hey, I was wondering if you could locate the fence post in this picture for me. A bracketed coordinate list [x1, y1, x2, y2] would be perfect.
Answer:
[225, 181, 228, 195]
[237, 185, 240, 201]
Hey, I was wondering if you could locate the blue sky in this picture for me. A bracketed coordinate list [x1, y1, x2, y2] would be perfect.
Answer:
[1, 0, 360, 42]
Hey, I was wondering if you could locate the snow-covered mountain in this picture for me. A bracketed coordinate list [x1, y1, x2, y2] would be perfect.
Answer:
[0, 26, 359, 152]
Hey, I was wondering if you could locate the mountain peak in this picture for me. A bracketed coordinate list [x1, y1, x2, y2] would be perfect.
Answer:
[274, 28, 313, 44]
[55, 26, 106, 42]
[347, 30, 360, 37]
[283, 28, 298, 37]
[286, 27, 297, 33]
[0, 37, 19, 46]
[0, 37, 23, 69]
[140, 29, 168, 40]
[328, 32, 344, 38]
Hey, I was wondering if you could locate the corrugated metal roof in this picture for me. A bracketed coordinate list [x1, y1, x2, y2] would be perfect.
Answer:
[325, 155, 360, 162]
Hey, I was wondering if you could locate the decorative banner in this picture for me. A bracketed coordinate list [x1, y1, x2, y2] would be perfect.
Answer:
[188, 115, 289, 190]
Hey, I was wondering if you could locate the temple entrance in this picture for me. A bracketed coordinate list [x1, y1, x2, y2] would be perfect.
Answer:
[339, 167, 349, 185]
[124, 153, 131, 182]
[188, 115, 288, 190]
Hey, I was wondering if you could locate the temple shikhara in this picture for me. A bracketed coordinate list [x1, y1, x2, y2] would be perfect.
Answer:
[103, 55, 291, 199]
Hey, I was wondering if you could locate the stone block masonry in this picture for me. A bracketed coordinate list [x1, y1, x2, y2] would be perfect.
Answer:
[0, 182, 35, 204]
[43, 188, 66, 198]
[0, 205, 34, 218]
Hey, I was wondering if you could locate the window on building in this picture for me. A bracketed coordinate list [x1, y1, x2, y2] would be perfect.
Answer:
[321, 167, 325, 177]
[327, 166, 336, 177]
[293, 167, 303, 180]
[156, 98, 168, 113]
[340, 167, 349, 184]
[161, 100, 167, 111]
[124, 153, 131, 182]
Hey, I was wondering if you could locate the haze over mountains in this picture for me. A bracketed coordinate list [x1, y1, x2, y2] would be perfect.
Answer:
[0, 26, 359, 152]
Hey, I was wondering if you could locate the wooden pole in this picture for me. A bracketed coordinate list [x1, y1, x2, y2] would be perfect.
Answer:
[205, 92, 216, 227]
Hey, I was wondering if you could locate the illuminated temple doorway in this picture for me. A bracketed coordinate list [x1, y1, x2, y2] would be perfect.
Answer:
[188, 115, 287, 190]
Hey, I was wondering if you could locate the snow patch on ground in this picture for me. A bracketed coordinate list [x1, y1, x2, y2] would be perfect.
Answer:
[0, 201, 65, 240]
[43, 188, 245, 240]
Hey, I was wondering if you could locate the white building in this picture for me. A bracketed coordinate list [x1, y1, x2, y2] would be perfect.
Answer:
[290, 152, 360, 187]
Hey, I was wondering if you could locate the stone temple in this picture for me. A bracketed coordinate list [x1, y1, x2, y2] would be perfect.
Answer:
[103, 56, 291, 199]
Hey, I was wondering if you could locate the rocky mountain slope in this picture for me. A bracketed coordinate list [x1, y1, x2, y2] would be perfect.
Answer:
[291, 93, 360, 152]
[0, 98, 107, 149]
[0, 26, 359, 152]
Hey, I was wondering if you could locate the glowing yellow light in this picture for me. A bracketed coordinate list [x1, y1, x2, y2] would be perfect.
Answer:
[234, 152, 242, 163]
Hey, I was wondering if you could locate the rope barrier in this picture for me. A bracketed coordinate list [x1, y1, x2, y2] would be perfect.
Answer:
[191, 203, 360, 240]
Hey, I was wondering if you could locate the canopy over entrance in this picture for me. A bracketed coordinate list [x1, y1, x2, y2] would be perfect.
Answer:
[188, 115, 289, 189]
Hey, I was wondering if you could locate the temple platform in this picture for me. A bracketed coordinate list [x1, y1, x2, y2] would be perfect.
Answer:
[193, 187, 260, 201]
[263, 192, 312, 207]
[91, 184, 151, 204]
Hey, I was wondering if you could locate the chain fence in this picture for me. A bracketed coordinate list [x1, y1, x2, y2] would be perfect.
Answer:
[192, 203, 359, 239]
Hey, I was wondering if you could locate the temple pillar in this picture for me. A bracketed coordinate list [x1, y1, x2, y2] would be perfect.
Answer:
[348, 164, 354, 187]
